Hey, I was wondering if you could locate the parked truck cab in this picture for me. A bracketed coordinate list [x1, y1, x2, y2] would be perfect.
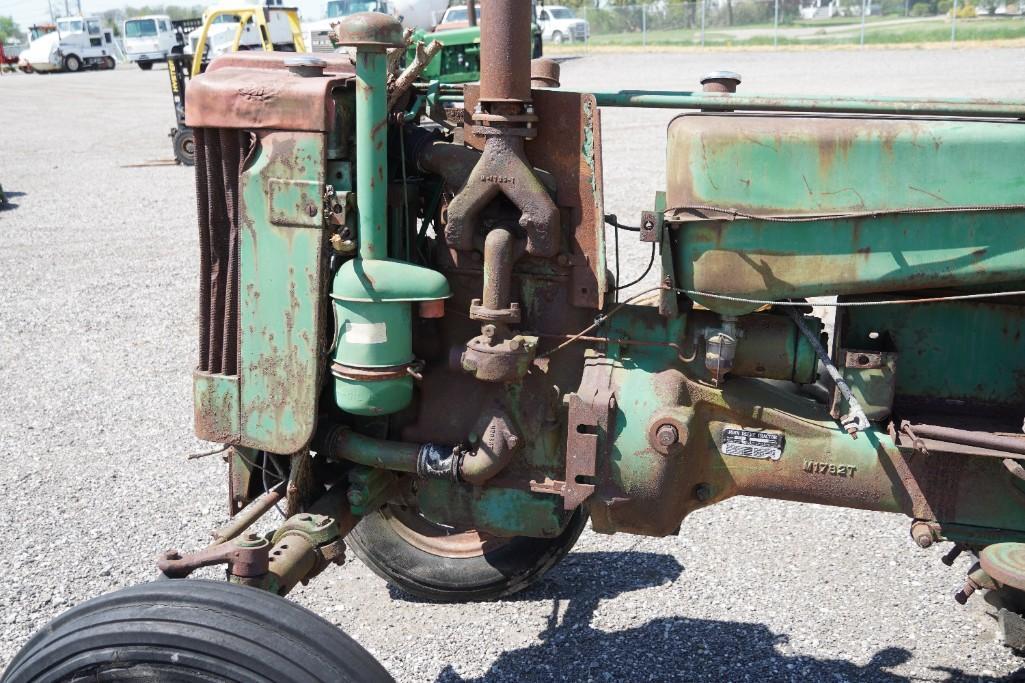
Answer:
[123, 15, 177, 70]
[17, 16, 117, 73]
[536, 4, 589, 44]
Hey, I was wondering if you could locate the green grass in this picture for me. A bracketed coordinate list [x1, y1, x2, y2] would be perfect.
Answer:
[581, 17, 1025, 47]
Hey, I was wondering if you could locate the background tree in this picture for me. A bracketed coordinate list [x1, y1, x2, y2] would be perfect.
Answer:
[0, 15, 25, 42]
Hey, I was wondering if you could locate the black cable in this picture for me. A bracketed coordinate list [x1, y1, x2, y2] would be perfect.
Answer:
[614, 242, 656, 292]
[613, 213, 620, 303]
[604, 214, 641, 232]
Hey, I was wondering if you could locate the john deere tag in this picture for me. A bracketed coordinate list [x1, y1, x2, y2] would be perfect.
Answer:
[720, 427, 785, 461]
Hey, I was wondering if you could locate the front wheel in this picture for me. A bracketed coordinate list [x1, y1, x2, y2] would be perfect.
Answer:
[551, 31, 564, 44]
[138, 60, 153, 70]
[63, 54, 81, 72]
[2, 579, 393, 683]
[172, 127, 196, 166]
[103, 56, 116, 70]
[348, 504, 588, 602]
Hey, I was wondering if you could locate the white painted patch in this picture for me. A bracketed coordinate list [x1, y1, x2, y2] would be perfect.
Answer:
[343, 321, 388, 345]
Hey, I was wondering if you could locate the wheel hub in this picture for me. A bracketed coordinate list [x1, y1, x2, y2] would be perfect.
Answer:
[383, 506, 510, 559]
[980, 543, 1025, 591]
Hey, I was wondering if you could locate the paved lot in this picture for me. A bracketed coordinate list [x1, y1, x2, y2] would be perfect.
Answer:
[1, 50, 1024, 681]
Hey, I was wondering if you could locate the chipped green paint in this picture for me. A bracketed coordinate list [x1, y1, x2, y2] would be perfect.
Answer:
[238, 131, 327, 454]
[843, 301, 1025, 411]
[667, 115, 1025, 215]
[193, 371, 240, 442]
[417, 479, 567, 538]
[590, 340, 1025, 541]
[672, 209, 1025, 316]
[665, 114, 1025, 315]
[582, 98, 596, 197]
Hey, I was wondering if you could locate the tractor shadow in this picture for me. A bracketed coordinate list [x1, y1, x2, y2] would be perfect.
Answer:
[0, 189, 25, 210]
[415, 550, 1025, 682]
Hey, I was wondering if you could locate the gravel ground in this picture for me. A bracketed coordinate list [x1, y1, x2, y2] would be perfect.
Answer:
[1, 50, 1024, 681]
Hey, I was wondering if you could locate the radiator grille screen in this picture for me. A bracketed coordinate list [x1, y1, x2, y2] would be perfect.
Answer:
[195, 128, 248, 376]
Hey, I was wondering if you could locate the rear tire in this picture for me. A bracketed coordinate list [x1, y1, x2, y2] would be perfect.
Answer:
[63, 54, 81, 72]
[349, 505, 588, 602]
[138, 59, 153, 70]
[172, 127, 196, 166]
[2, 579, 393, 683]
[104, 56, 116, 70]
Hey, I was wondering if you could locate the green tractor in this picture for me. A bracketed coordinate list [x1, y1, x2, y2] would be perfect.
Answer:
[8, 2, 1025, 680]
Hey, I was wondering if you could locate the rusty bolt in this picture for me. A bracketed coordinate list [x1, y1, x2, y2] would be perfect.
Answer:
[306, 204, 319, 217]
[694, 483, 713, 502]
[556, 253, 571, 266]
[643, 219, 655, 231]
[911, 521, 934, 548]
[656, 424, 679, 447]
[954, 579, 978, 605]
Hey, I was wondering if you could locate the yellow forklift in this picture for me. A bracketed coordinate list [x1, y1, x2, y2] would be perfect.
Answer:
[167, 4, 305, 165]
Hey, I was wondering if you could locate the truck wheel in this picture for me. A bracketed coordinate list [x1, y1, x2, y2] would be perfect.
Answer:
[348, 504, 587, 602]
[2, 579, 393, 683]
[63, 54, 81, 72]
[173, 127, 196, 166]
[551, 31, 564, 44]
[104, 56, 116, 70]
[138, 60, 153, 70]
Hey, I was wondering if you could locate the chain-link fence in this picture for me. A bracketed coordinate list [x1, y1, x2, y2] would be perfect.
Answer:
[542, 0, 1025, 48]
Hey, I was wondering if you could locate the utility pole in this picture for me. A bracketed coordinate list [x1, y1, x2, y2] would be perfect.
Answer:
[951, 0, 958, 43]
[859, 0, 867, 46]
[64, 0, 70, 17]
[700, 0, 706, 46]
[773, 0, 779, 47]
[467, 0, 476, 27]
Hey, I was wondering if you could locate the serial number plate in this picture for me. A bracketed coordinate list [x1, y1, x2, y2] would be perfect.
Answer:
[720, 428, 785, 461]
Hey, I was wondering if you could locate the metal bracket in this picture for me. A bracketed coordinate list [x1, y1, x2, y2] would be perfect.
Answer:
[639, 210, 662, 243]
[324, 186, 354, 227]
[531, 357, 615, 510]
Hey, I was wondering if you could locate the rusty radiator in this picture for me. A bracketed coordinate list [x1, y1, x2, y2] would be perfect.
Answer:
[194, 128, 248, 376]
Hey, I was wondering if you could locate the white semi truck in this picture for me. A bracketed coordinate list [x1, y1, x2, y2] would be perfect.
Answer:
[122, 15, 180, 70]
[18, 16, 119, 73]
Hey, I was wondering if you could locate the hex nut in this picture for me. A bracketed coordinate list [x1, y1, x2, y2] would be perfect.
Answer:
[656, 424, 680, 447]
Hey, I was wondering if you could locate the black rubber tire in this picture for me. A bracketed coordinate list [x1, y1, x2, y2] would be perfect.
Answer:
[2, 579, 393, 683]
[63, 54, 81, 72]
[172, 127, 196, 166]
[348, 507, 587, 602]
[138, 60, 153, 70]
[104, 56, 116, 70]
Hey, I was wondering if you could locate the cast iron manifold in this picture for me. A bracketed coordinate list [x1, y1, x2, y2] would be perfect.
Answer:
[442, 0, 562, 383]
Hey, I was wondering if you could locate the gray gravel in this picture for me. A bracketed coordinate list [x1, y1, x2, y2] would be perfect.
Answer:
[2, 50, 1024, 681]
